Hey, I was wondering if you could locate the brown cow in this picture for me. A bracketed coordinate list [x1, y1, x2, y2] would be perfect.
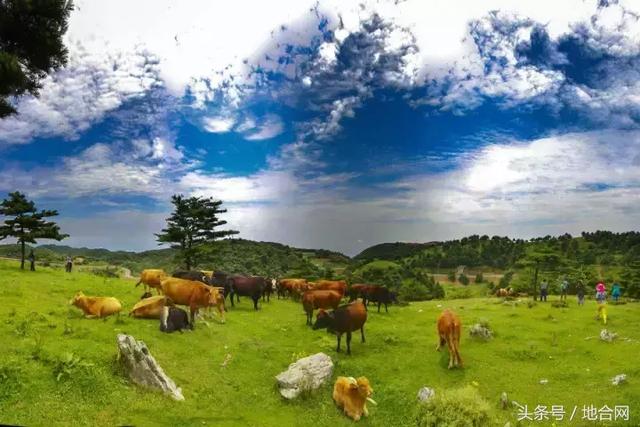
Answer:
[333, 376, 376, 421]
[496, 287, 513, 297]
[315, 280, 347, 297]
[313, 301, 367, 355]
[279, 278, 307, 299]
[136, 269, 167, 294]
[130, 295, 173, 319]
[70, 292, 122, 318]
[436, 309, 462, 369]
[348, 283, 368, 301]
[161, 277, 226, 327]
[302, 290, 342, 325]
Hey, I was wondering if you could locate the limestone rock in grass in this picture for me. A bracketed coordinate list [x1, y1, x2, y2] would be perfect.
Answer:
[417, 387, 435, 402]
[116, 334, 184, 401]
[600, 329, 617, 342]
[469, 323, 493, 340]
[275, 352, 333, 399]
[611, 374, 627, 385]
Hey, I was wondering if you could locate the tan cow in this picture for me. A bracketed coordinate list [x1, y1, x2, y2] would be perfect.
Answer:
[436, 309, 463, 369]
[136, 269, 168, 294]
[130, 295, 173, 319]
[69, 292, 122, 318]
[314, 280, 347, 297]
[333, 376, 376, 421]
[161, 277, 226, 326]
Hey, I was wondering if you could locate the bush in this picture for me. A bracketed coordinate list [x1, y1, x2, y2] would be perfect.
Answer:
[416, 386, 493, 427]
[447, 271, 456, 282]
[499, 271, 514, 288]
[474, 272, 484, 283]
[459, 274, 469, 286]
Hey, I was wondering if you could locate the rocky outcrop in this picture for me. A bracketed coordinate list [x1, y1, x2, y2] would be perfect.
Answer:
[275, 353, 333, 399]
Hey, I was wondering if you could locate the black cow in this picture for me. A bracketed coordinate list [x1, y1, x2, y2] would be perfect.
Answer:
[227, 275, 266, 310]
[160, 306, 190, 333]
[209, 271, 234, 300]
[363, 286, 398, 313]
[172, 270, 209, 284]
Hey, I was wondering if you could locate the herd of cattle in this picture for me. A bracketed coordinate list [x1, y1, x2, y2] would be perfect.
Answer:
[67, 267, 465, 420]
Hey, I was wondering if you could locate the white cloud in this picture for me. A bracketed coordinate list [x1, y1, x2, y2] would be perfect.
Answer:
[242, 114, 284, 141]
[202, 116, 236, 133]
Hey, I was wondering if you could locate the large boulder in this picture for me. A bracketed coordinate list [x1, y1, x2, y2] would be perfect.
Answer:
[275, 352, 334, 399]
[116, 334, 184, 401]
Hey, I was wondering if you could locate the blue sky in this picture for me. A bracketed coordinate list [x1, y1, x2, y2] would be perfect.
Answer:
[1, 0, 640, 255]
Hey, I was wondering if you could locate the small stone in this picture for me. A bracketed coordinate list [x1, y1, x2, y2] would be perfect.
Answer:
[417, 387, 435, 402]
[611, 374, 627, 385]
[539, 379, 548, 385]
[600, 329, 617, 342]
[469, 323, 493, 340]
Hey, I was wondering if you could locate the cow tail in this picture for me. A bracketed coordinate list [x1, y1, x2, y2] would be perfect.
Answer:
[135, 279, 141, 287]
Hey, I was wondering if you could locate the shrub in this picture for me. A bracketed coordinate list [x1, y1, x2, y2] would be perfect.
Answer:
[416, 386, 493, 427]
[499, 271, 514, 288]
[474, 272, 484, 283]
[447, 271, 456, 282]
[52, 352, 94, 382]
[459, 274, 470, 286]
[0, 364, 22, 401]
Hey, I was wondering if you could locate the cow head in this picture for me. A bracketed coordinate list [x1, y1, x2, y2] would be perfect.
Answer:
[312, 309, 335, 330]
[355, 377, 376, 405]
[271, 278, 277, 291]
[69, 292, 84, 306]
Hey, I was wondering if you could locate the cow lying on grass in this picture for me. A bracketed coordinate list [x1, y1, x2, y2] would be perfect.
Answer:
[130, 295, 173, 319]
[70, 292, 122, 318]
[160, 306, 190, 333]
[436, 309, 463, 369]
[333, 376, 376, 421]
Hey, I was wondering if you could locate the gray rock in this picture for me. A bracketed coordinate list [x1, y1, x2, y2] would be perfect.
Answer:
[116, 334, 184, 401]
[417, 387, 435, 402]
[500, 392, 508, 409]
[611, 374, 627, 385]
[600, 329, 617, 342]
[469, 323, 493, 340]
[275, 352, 333, 399]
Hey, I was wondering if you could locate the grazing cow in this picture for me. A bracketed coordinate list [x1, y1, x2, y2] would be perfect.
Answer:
[140, 291, 153, 300]
[436, 309, 463, 369]
[160, 306, 190, 333]
[262, 278, 277, 302]
[279, 278, 307, 299]
[362, 285, 398, 313]
[135, 269, 167, 294]
[333, 376, 376, 421]
[302, 290, 342, 325]
[227, 275, 266, 310]
[161, 277, 226, 327]
[69, 292, 122, 318]
[313, 301, 367, 355]
[315, 280, 347, 298]
[130, 295, 173, 319]
[172, 270, 209, 284]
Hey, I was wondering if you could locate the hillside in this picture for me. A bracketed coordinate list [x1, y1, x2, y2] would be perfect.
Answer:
[354, 242, 438, 261]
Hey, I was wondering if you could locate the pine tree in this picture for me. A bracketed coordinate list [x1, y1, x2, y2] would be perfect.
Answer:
[0, 0, 74, 117]
[156, 195, 239, 270]
[0, 191, 68, 269]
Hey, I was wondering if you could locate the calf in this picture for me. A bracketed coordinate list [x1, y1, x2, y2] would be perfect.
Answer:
[160, 306, 190, 333]
[69, 292, 122, 318]
[436, 309, 463, 369]
[313, 301, 367, 355]
[302, 290, 342, 325]
[333, 376, 376, 421]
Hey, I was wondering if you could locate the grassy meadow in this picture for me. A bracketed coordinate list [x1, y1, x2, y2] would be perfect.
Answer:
[0, 259, 638, 426]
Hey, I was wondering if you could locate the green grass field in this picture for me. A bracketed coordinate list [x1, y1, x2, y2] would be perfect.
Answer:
[0, 259, 638, 426]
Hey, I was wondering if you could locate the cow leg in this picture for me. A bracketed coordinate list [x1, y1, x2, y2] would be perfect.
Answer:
[253, 296, 259, 310]
[189, 306, 197, 329]
[436, 335, 445, 351]
[336, 334, 342, 353]
[230, 291, 235, 307]
[361, 326, 365, 343]
[346, 331, 352, 355]
[385, 302, 388, 313]
[377, 302, 381, 313]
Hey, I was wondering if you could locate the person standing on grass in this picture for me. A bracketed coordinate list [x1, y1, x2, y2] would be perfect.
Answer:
[595, 282, 607, 324]
[28, 250, 35, 271]
[611, 282, 621, 303]
[576, 281, 585, 306]
[560, 278, 569, 302]
[65, 256, 73, 273]
[540, 279, 548, 302]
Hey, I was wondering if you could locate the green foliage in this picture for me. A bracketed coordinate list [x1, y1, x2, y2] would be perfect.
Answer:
[415, 386, 493, 427]
[620, 260, 640, 299]
[447, 271, 456, 282]
[52, 352, 93, 382]
[156, 194, 239, 269]
[0, 192, 68, 269]
[498, 271, 514, 288]
[0, 363, 22, 401]
[0, 0, 73, 117]
[474, 272, 484, 283]
[354, 242, 435, 261]
[458, 273, 469, 286]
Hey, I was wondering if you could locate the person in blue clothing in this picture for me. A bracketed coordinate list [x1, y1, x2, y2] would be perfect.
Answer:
[611, 282, 621, 303]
